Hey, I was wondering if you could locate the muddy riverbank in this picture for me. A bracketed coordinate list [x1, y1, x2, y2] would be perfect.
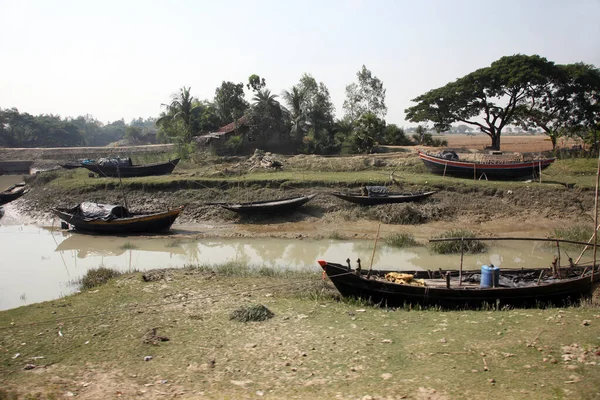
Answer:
[3, 167, 593, 241]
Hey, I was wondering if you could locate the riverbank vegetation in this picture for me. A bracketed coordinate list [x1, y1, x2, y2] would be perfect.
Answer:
[1, 266, 599, 399]
[2, 54, 598, 158]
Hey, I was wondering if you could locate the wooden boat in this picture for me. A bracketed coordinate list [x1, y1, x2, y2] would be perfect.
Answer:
[418, 150, 555, 180]
[54, 202, 184, 234]
[319, 237, 600, 308]
[331, 189, 435, 205]
[81, 158, 180, 178]
[209, 194, 317, 214]
[0, 183, 28, 206]
[319, 260, 600, 308]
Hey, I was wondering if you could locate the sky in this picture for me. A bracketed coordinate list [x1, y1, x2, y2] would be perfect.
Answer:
[1, 0, 599, 127]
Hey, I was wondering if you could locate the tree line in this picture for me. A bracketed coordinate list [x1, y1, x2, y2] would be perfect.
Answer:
[0, 110, 158, 148]
[2, 54, 598, 153]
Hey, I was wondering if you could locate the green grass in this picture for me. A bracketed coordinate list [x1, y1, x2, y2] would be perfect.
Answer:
[1, 268, 599, 399]
[430, 229, 487, 254]
[119, 241, 137, 250]
[384, 232, 419, 248]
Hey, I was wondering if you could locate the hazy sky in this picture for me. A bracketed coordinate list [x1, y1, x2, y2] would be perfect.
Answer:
[1, 0, 599, 126]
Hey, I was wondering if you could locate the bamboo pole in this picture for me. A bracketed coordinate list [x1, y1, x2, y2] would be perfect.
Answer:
[573, 222, 600, 265]
[592, 152, 600, 283]
[368, 223, 382, 273]
[429, 237, 595, 247]
[459, 237, 464, 286]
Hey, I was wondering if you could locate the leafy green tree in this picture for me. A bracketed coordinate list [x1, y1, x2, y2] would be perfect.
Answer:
[343, 65, 387, 122]
[247, 74, 266, 93]
[383, 124, 411, 145]
[349, 112, 386, 153]
[156, 87, 200, 143]
[124, 125, 143, 142]
[214, 81, 248, 126]
[247, 89, 287, 145]
[405, 54, 556, 150]
[281, 85, 306, 141]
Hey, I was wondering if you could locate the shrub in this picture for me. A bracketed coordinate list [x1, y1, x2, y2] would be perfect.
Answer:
[430, 229, 486, 254]
[230, 304, 274, 322]
[384, 233, 418, 248]
[80, 267, 122, 290]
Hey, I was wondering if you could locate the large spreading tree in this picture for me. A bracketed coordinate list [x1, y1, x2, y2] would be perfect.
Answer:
[405, 54, 556, 150]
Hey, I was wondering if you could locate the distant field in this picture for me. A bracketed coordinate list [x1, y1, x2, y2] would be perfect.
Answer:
[434, 134, 579, 153]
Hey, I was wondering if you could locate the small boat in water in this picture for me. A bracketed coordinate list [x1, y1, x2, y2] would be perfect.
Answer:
[331, 186, 435, 205]
[418, 150, 555, 180]
[0, 183, 28, 206]
[209, 194, 317, 214]
[81, 158, 180, 178]
[54, 202, 184, 234]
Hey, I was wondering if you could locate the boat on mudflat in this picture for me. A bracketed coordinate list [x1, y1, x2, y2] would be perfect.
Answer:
[331, 186, 435, 205]
[418, 150, 555, 180]
[320, 260, 600, 308]
[0, 183, 28, 206]
[81, 158, 180, 178]
[54, 202, 184, 234]
[209, 194, 317, 214]
[319, 237, 600, 308]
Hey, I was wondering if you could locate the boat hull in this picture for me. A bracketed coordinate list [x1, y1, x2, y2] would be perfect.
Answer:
[418, 151, 555, 180]
[82, 158, 180, 178]
[331, 191, 435, 205]
[320, 261, 600, 308]
[54, 206, 184, 234]
[214, 194, 317, 214]
[0, 184, 28, 206]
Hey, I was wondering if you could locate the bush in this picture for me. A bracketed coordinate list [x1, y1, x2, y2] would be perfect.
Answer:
[230, 304, 274, 322]
[222, 135, 243, 155]
[384, 233, 418, 248]
[430, 229, 486, 254]
[80, 267, 122, 290]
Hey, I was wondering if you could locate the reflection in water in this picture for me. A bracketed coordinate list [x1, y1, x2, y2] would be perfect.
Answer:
[0, 225, 595, 311]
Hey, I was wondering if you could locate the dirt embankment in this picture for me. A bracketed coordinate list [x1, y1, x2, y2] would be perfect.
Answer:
[7, 172, 593, 240]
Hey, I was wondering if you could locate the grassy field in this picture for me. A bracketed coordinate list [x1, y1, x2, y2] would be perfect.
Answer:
[1, 266, 599, 399]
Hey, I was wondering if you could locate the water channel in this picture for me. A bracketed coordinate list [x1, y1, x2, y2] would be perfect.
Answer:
[1, 222, 585, 311]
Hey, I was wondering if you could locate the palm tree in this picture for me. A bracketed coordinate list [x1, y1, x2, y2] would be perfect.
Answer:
[252, 89, 280, 108]
[156, 87, 199, 142]
[281, 86, 306, 140]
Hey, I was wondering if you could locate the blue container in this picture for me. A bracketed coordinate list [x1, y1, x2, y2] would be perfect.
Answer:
[480, 265, 500, 288]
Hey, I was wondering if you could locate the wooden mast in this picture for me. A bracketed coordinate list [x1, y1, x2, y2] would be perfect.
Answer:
[592, 152, 600, 283]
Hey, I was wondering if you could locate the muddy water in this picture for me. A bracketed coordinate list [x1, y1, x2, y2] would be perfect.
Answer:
[1, 224, 591, 311]
[0, 175, 27, 191]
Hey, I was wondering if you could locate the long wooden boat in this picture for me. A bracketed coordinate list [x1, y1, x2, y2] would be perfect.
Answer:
[209, 194, 317, 214]
[331, 190, 435, 205]
[319, 260, 600, 308]
[0, 183, 28, 206]
[82, 158, 180, 178]
[418, 150, 555, 180]
[54, 202, 184, 234]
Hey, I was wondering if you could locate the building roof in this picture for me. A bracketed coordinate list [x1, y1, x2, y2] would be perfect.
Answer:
[216, 116, 248, 134]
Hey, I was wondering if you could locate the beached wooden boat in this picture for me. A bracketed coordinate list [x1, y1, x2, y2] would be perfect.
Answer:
[82, 158, 180, 178]
[0, 183, 28, 206]
[418, 150, 555, 180]
[319, 259, 600, 308]
[331, 189, 435, 205]
[209, 194, 317, 214]
[54, 202, 184, 234]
